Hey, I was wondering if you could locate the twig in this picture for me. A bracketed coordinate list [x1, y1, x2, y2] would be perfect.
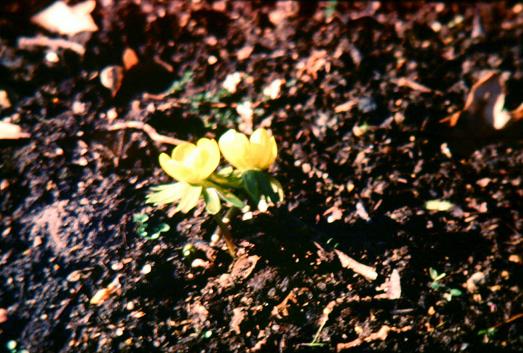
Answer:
[337, 325, 412, 352]
[18, 35, 86, 55]
[106, 120, 186, 146]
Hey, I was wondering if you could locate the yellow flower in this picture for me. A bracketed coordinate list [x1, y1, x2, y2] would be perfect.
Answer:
[159, 138, 220, 184]
[218, 128, 277, 171]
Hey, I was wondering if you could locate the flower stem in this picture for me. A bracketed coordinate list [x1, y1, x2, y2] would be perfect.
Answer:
[213, 208, 238, 257]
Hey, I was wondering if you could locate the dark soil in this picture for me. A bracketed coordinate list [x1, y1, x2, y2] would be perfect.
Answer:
[1, 1, 522, 353]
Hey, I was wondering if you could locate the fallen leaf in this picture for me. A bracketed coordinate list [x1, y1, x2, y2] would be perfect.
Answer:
[0, 308, 7, 324]
[387, 269, 402, 299]
[445, 71, 521, 131]
[90, 277, 120, 305]
[0, 121, 31, 140]
[122, 48, 139, 70]
[31, 0, 98, 36]
[335, 249, 378, 281]
[100, 65, 124, 96]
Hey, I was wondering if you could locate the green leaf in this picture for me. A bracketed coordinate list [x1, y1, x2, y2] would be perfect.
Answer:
[175, 185, 203, 214]
[216, 188, 245, 208]
[133, 213, 149, 224]
[449, 288, 463, 297]
[430, 282, 441, 290]
[243, 170, 261, 204]
[429, 268, 445, 281]
[154, 223, 170, 233]
[257, 172, 279, 203]
[203, 187, 221, 215]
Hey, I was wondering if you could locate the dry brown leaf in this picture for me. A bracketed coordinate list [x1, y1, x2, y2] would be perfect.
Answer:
[90, 277, 120, 305]
[335, 249, 377, 281]
[122, 48, 139, 70]
[0, 121, 31, 140]
[31, 0, 98, 36]
[375, 269, 402, 299]
[0, 308, 7, 324]
[445, 71, 520, 130]
[100, 65, 124, 96]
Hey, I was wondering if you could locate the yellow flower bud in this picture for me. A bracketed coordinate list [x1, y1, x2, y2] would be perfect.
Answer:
[159, 138, 220, 184]
[218, 128, 277, 171]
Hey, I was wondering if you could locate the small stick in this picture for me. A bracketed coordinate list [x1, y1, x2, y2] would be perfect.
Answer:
[18, 35, 86, 55]
[106, 120, 186, 146]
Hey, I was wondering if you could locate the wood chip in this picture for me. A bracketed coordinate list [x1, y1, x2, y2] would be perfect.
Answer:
[31, 0, 98, 36]
[335, 249, 378, 281]
[392, 77, 432, 93]
[375, 269, 402, 299]
[237, 45, 254, 61]
[0, 121, 31, 140]
[230, 307, 246, 334]
[334, 100, 357, 113]
[18, 35, 86, 55]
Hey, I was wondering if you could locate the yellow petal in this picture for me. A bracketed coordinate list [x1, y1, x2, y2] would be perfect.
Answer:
[219, 129, 250, 170]
[159, 153, 192, 182]
[194, 138, 220, 180]
[250, 128, 277, 169]
[171, 142, 196, 162]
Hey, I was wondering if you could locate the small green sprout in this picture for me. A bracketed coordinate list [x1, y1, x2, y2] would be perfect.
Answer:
[429, 268, 463, 301]
[478, 326, 497, 340]
[147, 128, 284, 256]
[133, 213, 170, 240]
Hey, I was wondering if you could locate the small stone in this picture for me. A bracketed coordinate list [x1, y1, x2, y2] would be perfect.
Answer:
[208, 55, 218, 65]
[67, 270, 82, 282]
[0, 308, 8, 324]
[465, 272, 485, 293]
[140, 264, 152, 275]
